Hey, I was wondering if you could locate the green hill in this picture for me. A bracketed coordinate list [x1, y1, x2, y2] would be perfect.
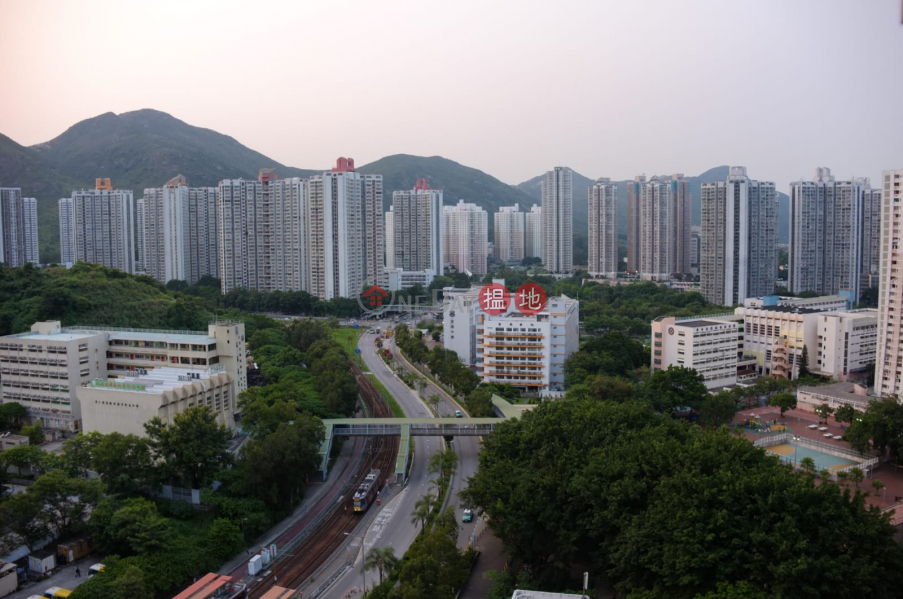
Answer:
[0, 262, 200, 336]
[357, 154, 535, 221]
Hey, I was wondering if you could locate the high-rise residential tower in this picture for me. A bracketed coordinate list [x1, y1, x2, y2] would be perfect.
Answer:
[1, 188, 39, 266]
[671, 174, 692, 274]
[494, 204, 525, 264]
[142, 175, 220, 285]
[861, 185, 882, 293]
[626, 175, 646, 273]
[541, 167, 573, 273]
[59, 197, 75, 265]
[700, 167, 777, 306]
[392, 179, 443, 274]
[525, 205, 542, 259]
[68, 180, 135, 273]
[789, 167, 878, 300]
[639, 176, 672, 280]
[306, 158, 384, 300]
[588, 178, 618, 278]
[443, 200, 488, 275]
[385, 206, 395, 269]
[219, 171, 307, 294]
[876, 170, 903, 395]
[135, 197, 146, 272]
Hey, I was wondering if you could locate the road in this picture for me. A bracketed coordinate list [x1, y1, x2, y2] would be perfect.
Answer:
[316, 322, 481, 598]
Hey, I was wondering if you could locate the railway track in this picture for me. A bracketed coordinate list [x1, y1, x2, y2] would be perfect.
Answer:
[245, 359, 399, 598]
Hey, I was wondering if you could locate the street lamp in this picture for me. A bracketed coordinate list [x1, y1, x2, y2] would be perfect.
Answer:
[793, 435, 800, 467]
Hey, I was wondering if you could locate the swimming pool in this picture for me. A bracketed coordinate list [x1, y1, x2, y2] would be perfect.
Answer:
[766, 442, 858, 471]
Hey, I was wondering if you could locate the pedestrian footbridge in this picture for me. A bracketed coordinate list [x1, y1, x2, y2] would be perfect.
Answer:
[317, 395, 531, 482]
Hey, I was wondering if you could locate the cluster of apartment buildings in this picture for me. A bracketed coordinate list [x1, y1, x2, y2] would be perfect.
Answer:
[0, 187, 39, 267]
[442, 280, 579, 394]
[0, 320, 247, 434]
[652, 293, 878, 389]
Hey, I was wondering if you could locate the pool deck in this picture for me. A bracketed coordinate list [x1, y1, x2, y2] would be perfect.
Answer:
[735, 405, 903, 514]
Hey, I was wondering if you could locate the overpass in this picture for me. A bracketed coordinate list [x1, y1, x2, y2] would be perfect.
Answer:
[317, 395, 531, 482]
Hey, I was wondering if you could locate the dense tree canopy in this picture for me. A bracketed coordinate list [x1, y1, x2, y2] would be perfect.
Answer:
[463, 399, 903, 598]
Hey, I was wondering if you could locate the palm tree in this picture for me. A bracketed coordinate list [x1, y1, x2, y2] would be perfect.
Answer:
[428, 447, 458, 483]
[836, 470, 850, 487]
[428, 394, 442, 416]
[362, 546, 399, 586]
[732, 424, 744, 438]
[416, 377, 428, 398]
[819, 469, 832, 482]
[799, 457, 816, 475]
[872, 479, 886, 502]
[411, 494, 436, 530]
[848, 467, 865, 489]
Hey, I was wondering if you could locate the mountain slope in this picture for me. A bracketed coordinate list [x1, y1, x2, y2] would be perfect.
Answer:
[357, 154, 534, 220]
[0, 133, 85, 262]
[31, 109, 321, 189]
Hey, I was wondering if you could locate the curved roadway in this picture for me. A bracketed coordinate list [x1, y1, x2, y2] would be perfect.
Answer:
[315, 322, 481, 598]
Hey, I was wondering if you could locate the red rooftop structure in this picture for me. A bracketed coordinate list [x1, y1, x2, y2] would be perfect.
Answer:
[332, 157, 355, 172]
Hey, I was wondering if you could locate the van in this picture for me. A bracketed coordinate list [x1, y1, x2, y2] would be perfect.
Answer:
[43, 587, 72, 599]
[88, 563, 105, 577]
[454, 410, 463, 418]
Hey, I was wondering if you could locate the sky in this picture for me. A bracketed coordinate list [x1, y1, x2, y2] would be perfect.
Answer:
[0, 0, 901, 190]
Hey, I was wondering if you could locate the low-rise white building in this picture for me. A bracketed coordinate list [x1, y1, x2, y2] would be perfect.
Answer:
[0, 320, 246, 431]
[78, 365, 235, 436]
[443, 283, 579, 393]
[743, 294, 851, 311]
[386, 268, 435, 291]
[651, 315, 740, 389]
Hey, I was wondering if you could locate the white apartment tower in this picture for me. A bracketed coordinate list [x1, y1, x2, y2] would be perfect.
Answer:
[876, 169, 903, 395]
[639, 176, 672, 280]
[69, 179, 135, 273]
[541, 167, 573, 273]
[862, 185, 882, 293]
[1, 188, 39, 266]
[789, 167, 878, 301]
[392, 179, 443, 274]
[307, 158, 384, 300]
[219, 170, 307, 294]
[525, 204, 542, 259]
[443, 200, 488, 275]
[700, 167, 777, 306]
[385, 206, 395, 269]
[494, 204, 525, 264]
[588, 178, 618, 278]
[135, 197, 146, 272]
[58, 197, 75, 265]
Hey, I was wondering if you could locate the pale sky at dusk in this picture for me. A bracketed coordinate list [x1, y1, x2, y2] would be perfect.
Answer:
[1, 0, 901, 190]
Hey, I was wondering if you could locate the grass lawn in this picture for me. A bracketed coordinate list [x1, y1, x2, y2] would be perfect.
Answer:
[330, 327, 365, 356]
[366, 373, 405, 417]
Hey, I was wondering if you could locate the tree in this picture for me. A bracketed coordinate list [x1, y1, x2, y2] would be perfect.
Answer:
[395, 528, 469, 599]
[814, 403, 834, 425]
[819, 469, 832, 481]
[5, 469, 103, 541]
[641, 365, 708, 412]
[411, 494, 437, 530]
[90, 433, 153, 496]
[872, 479, 886, 501]
[363, 546, 399, 586]
[429, 447, 458, 484]
[769, 392, 798, 418]
[144, 406, 233, 488]
[206, 518, 244, 562]
[0, 443, 47, 476]
[60, 431, 103, 477]
[107, 498, 174, 554]
[112, 566, 153, 599]
[21, 422, 44, 446]
[798, 345, 811, 378]
[848, 467, 865, 489]
[799, 457, 816, 475]
[0, 401, 28, 431]
[833, 404, 857, 425]
[428, 394, 442, 416]
[237, 416, 324, 511]
[417, 377, 428, 398]
[699, 391, 737, 428]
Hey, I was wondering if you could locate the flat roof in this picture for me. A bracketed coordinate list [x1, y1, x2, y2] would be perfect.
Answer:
[798, 381, 875, 402]
[88, 366, 224, 394]
[9, 332, 96, 341]
[742, 305, 825, 314]
[678, 319, 736, 329]
[108, 331, 214, 344]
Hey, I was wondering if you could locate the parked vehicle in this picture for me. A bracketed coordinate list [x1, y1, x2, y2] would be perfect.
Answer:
[88, 564, 105, 577]
[43, 587, 72, 599]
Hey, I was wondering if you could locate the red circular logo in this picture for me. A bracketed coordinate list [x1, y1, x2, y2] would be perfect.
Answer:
[478, 283, 511, 316]
[514, 283, 548, 316]
[668, 327, 675, 335]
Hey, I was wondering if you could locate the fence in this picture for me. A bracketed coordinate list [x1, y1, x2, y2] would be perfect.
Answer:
[754, 432, 879, 477]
